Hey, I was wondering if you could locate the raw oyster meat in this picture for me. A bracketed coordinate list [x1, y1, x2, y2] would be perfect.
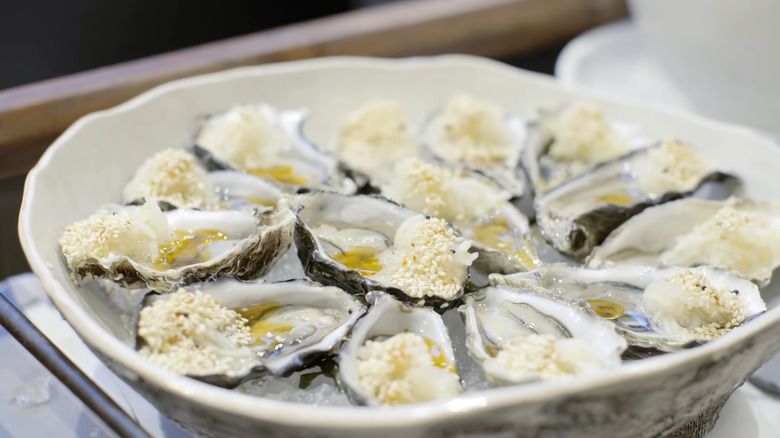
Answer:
[59, 201, 295, 290]
[460, 285, 626, 385]
[492, 264, 766, 352]
[338, 291, 461, 406]
[194, 103, 356, 194]
[522, 101, 644, 194]
[208, 170, 288, 210]
[288, 192, 476, 311]
[382, 157, 538, 274]
[534, 138, 736, 258]
[586, 197, 780, 286]
[422, 94, 526, 197]
[136, 279, 365, 387]
[334, 100, 423, 188]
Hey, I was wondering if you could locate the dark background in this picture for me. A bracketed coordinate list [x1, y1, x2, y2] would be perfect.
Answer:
[0, 1, 353, 90]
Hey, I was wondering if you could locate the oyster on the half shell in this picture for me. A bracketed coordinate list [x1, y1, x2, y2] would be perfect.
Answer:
[59, 201, 295, 290]
[422, 94, 527, 197]
[521, 101, 645, 195]
[534, 138, 737, 258]
[491, 264, 766, 353]
[333, 100, 423, 190]
[123, 148, 218, 209]
[338, 291, 461, 406]
[382, 157, 538, 274]
[586, 197, 780, 287]
[135, 279, 365, 388]
[193, 103, 356, 194]
[460, 285, 626, 385]
[123, 148, 288, 210]
[286, 192, 476, 311]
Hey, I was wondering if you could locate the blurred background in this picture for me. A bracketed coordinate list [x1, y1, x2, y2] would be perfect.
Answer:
[0, 1, 354, 89]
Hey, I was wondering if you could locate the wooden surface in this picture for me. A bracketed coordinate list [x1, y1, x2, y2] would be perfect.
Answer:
[0, 0, 627, 180]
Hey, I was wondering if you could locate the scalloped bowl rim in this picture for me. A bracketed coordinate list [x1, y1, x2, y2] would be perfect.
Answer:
[18, 54, 780, 430]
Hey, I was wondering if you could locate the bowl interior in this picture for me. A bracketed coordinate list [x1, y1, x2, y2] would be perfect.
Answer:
[18, 55, 780, 429]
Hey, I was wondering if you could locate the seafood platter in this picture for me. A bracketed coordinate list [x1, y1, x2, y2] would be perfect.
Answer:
[18, 56, 780, 438]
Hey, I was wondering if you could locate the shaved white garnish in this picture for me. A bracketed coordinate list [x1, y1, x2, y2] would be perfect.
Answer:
[635, 139, 715, 196]
[643, 269, 751, 340]
[356, 333, 460, 405]
[58, 201, 173, 270]
[137, 289, 255, 377]
[197, 104, 290, 169]
[375, 215, 476, 302]
[337, 100, 420, 184]
[429, 94, 516, 167]
[123, 149, 216, 209]
[490, 334, 608, 381]
[661, 203, 780, 282]
[383, 158, 508, 223]
[546, 101, 630, 163]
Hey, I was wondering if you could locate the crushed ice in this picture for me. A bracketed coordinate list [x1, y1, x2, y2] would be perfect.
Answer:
[238, 370, 351, 406]
[9, 375, 54, 408]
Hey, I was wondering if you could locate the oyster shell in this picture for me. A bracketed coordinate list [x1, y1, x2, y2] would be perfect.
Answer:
[193, 103, 356, 194]
[338, 291, 461, 406]
[534, 139, 736, 258]
[460, 285, 626, 385]
[59, 201, 295, 290]
[422, 94, 527, 197]
[586, 197, 780, 286]
[491, 264, 766, 353]
[521, 101, 645, 194]
[381, 157, 538, 274]
[136, 279, 366, 387]
[287, 192, 476, 311]
[136, 288, 262, 387]
[334, 100, 423, 189]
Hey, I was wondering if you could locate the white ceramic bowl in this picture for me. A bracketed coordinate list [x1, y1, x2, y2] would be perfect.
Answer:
[18, 56, 780, 438]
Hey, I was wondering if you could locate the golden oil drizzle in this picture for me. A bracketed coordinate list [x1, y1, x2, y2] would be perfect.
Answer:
[595, 191, 635, 206]
[236, 302, 294, 347]
[218, 197, 276, 210]
[332, 246, 383, 276]
[471, 216, 538, 269]
[423, 337, 456, 373]
[586, 299, 625, 320]
[484, 344, 500, 358]
[244, 196, 277, 207]
[248, 165, 308, 186]
[153, 229, 229, 270]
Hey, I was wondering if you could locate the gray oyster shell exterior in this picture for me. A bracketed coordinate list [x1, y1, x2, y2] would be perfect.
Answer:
[73, 208, 295, 291]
